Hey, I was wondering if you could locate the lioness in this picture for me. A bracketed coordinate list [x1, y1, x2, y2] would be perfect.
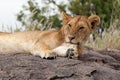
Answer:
[0, 12, 100, 59]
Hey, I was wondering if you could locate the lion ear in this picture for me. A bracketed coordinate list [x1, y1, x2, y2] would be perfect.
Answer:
[88, 15, 100, 30]
[61, 11, 72, 25]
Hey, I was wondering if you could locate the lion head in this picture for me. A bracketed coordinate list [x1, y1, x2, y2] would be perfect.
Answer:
[61, 12, 100, 44]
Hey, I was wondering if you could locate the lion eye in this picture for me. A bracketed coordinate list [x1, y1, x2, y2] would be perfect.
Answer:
[68, 24, 71, 28]
[79, 26, 84, 30]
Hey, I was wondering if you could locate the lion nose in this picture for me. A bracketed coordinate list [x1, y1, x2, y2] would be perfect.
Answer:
[68, 35, 75, 40]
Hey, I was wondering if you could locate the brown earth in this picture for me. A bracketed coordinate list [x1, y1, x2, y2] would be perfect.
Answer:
[0, 48, 120, 80]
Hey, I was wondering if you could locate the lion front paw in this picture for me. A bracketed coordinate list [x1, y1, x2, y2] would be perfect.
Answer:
[31, 50, 56, 59]
[66, 48, 78, 59]
[42, 50, 56, 59]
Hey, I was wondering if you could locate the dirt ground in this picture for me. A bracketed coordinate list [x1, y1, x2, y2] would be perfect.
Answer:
[0, 48, 120, 80]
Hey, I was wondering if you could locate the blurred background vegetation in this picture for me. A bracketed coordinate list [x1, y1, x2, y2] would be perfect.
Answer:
[16, 0, 120, 50]
[17, 0, 120, 30]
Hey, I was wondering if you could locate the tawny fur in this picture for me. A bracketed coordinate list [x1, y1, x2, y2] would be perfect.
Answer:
[0, 12, 100, 59]
[0, 32, 10, 35]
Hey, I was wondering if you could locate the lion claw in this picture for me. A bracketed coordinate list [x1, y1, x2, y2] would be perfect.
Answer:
[47, 56, 56, 60]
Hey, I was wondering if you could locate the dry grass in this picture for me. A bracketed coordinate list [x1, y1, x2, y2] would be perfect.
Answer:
[86, 29, 120, 50]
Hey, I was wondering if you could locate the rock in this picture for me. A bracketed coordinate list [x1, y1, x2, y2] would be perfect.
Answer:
[0, 49, 120, 80]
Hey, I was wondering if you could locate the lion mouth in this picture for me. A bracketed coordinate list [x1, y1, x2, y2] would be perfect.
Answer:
[66, 41, 80, 45]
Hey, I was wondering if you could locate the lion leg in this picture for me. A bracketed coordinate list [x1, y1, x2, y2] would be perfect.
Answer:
[77, 44, 84, 58]
[53, 45, 69, 57]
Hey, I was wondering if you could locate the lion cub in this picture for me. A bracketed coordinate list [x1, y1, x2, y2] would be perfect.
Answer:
[0, 12, 100, 59]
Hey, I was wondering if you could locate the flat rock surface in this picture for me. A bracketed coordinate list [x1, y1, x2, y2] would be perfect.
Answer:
[0, 49, 120, 80]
